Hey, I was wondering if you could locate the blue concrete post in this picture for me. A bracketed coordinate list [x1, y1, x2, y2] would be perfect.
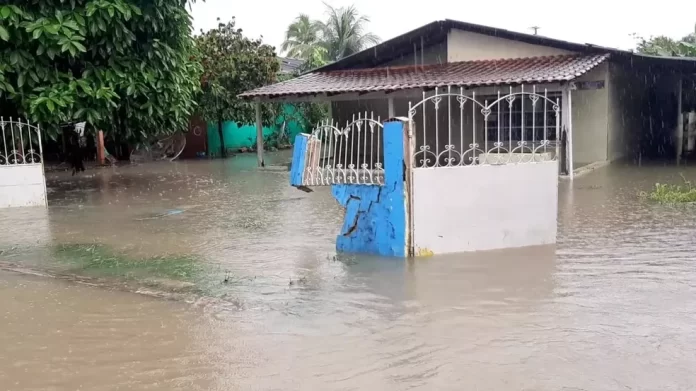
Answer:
[289, 134, 309, 187]
[331, 120, 408, 257]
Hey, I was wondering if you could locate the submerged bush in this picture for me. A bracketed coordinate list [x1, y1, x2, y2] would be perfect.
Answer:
[642, 175, 696, 203]
[54, 244, 203, 281]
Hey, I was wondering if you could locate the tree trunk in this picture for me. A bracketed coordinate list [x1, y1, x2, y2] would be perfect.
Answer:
[217, 117, 226, 158]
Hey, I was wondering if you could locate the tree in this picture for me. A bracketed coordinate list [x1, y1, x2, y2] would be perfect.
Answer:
[281, 14, 326, 63]
[634, 25, 696, 57]
[0, 0, 202, 145]
[195, 18, 279, 158]
[280, 3, 380, 64]
[320, 3, 380, 61]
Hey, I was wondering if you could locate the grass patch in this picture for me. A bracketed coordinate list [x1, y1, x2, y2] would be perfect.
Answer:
[641, 175, 696, 204]
[53, 243, 203, 282]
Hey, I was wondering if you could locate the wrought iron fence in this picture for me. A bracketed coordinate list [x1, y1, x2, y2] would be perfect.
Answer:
[0, 117, 43, 165]
[408, 85, 560, 168]
[302, 112, 385, 186]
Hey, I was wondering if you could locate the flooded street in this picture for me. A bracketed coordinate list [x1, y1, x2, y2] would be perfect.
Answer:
[2, 154, 696, 390]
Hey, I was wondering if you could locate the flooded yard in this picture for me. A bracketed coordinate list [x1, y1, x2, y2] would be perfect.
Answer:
[2, 154, 696, 390]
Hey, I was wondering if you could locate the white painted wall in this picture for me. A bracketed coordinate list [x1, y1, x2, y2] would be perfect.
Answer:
[571, 62, 609, 167]
[0, 165, 47, 208]
[412, 161, 558, 254]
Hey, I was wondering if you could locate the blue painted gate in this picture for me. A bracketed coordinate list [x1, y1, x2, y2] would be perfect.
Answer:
[290, 115, 410, 257]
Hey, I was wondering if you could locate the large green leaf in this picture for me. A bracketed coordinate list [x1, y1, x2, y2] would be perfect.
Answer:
[195, 18, 279, 127]
[0, 0, 203, 143]
[0, 25, 9, 41]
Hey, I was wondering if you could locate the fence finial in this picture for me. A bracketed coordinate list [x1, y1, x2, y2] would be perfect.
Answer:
[298, 113, 387, 187]
[404, 86, 559, 167]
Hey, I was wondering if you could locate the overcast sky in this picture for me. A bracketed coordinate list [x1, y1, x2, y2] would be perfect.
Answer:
[191, 0, 696, 55]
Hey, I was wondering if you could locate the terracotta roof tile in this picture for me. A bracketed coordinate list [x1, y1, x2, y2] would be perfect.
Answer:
[240, 54, 609, 99]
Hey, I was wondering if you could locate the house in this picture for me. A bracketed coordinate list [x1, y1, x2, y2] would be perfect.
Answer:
[184, 57, 307, 159]
[242, 19, 696, 174]
[239, 19, 696, 256]
[278, 57, 304, 75]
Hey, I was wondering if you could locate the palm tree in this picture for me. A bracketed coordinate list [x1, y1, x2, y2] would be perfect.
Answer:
[281, 14, 325, 61]
[281, 4, 380, 65]
[320, 3, 380, 61]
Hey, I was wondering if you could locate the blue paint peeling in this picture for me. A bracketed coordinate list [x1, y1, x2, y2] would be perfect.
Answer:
[331, 121, 406, 257]
[289, 134, 308, 187]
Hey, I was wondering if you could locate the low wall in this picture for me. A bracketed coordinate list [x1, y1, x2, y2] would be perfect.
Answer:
[412, 161, 558, 254]
[290, 121, 408, 257]
[0, 164, 47, 208]
[331, 120, 407, 257]
[207, 104, 305, 157]
[332, 183, 406, 257]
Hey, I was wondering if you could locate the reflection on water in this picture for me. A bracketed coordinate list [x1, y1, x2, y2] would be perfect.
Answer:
[1, 156, 696, 390]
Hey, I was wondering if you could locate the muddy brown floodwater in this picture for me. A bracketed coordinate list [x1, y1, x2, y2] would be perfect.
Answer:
[1, 153, 696, 390]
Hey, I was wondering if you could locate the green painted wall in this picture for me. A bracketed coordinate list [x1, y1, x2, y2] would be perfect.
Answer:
[207, 104, 305, 157]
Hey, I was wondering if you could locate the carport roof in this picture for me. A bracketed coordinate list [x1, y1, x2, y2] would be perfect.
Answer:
[239, 54, 610, 99]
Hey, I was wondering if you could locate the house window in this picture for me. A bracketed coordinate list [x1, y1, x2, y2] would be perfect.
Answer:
[484, 92, 562, 143]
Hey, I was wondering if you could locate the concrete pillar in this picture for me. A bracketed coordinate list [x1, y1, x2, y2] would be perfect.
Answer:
[560, 86, 569, 175]
[562, 84, 574, 179]
[288, 119, 411, 257]
[567, 86, 574, 180]
[96, 130, 105, 165]
[688, 111, 696, 153]
[331, 119, 408, 257]
[676, 77, 684, 164]
[255, 100, 264, 167]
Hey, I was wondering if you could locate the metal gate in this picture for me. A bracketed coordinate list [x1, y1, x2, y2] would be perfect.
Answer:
[301, 112, 385, 186]
[408, 85, 561, 167]
[406, 85, 562, 255]
[0, 117, 47, 208]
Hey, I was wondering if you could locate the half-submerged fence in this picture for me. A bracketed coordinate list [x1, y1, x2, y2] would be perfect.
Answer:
[408, 85, 561, 168]
[301, 112, 385, 186]
[0, 117, 43, 165]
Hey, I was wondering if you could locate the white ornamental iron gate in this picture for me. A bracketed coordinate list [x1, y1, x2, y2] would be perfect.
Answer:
[408, 85, 561, 168]
[0, 117, 44, 166]
[302, 112, 385, 186]
[0, 117, 47, 208]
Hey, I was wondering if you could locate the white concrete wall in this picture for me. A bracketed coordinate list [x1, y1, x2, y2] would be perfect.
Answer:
[447, 29, 574, 62]
[571, 62, 609, 167]
[412, 161, 558, 254]
[0, 164, 47, 208]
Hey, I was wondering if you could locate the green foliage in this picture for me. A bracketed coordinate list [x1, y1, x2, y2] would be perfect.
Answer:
[280, 14, 326, 66]
[634, 28, 696, 57]
[641, 175, 696, 203]
[293, 101, 328, 132]
[0, 0, 202, 142]
[195, 18, 279, 127]
[321, 3, 380, 61]
[276, 72, 328, 133]
[54, 243, 203, 281]
[281, 3, 379, 65]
